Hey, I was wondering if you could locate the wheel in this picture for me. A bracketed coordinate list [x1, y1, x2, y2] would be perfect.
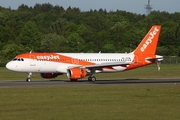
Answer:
[91, 76, 96, 82]
[88, 76, 96, 82]
[26, 78, 31, 82]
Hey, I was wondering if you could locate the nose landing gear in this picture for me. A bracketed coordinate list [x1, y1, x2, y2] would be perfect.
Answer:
[26, 72, 32, 82]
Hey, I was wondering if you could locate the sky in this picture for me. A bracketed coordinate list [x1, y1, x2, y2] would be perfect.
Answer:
[0, 0, 179, 14]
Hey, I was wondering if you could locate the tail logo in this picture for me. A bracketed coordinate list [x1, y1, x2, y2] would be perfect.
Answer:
[140, 27, 159, 52]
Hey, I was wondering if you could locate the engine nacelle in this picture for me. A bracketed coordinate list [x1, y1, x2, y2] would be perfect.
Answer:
[40, 73, 63, 78]
[67, 68, 87, 80]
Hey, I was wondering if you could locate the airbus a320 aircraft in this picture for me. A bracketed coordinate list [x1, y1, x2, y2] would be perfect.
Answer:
[6, 25, 163, 82]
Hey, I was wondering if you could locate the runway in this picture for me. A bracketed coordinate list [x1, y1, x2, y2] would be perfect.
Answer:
[0, 78, 180, 88]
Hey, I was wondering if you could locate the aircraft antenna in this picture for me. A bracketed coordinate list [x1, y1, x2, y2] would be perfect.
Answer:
[144, 0, 153, 15]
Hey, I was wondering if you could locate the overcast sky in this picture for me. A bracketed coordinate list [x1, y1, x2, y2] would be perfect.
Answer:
[0, 0, 179, 14]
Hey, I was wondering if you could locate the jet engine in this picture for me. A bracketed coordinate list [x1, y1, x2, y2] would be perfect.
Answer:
[40, 73, 63, 78]
[67, 68, 87, 80]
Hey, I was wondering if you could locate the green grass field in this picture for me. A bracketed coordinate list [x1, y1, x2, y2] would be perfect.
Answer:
[0, 85, 180, 120]
[0, 64, 180, 120]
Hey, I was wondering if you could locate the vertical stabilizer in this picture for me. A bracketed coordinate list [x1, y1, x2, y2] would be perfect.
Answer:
[133, 25, 161, 55]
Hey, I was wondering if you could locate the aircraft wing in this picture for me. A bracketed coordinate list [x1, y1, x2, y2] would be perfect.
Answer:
[68, 61, 132, 69]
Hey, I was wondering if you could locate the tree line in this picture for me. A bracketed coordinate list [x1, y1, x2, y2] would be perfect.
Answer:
[0, 3, 180, 61]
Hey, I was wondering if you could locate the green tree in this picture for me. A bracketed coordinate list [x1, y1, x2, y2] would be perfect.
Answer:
[156, 46, 169, 56]
[33, 3, 53, 13]
[51, 18, 70, 37]
[1, 43, 30, 60]
[32, 13, 58, 33]
[122, 27, 146, 51]
[17, 4, 30, 11]
[77, 25, 96, 52]
[51, 5, 65, 14]
[0, 25, 15, 43]
[66, 32, 85, 52]
[160, 21, 178, 47]
[0, 25, 15, 51]
[102, 43, 116, 53]
[1, 5, 180, 57]
[110, 21, 130, 50]
[18, 21, 43, 51]
[81, 15, 109, 32]
[40, 33, 65, 52]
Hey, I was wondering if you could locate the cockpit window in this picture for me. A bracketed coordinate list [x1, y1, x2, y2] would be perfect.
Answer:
[13, 58, 24, 61]
[13, 58, 17, 61]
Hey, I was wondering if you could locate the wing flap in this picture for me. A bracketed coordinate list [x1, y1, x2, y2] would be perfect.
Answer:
[82, 61, 132, 69]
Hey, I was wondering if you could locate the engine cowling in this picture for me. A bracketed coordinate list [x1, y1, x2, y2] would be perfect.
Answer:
[40, 73, 63, 78]
[67, 68, 87, 80]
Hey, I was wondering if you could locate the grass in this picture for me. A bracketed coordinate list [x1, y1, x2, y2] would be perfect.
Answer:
[0, 64, 180, 120]
[0, 64, 180, 80]
[0, 85, 180, 120]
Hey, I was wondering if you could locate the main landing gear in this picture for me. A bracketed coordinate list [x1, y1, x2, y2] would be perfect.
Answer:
[26, 72, 32, 82]
[87, 69, 96, 82]
[70, 76, 96, 82]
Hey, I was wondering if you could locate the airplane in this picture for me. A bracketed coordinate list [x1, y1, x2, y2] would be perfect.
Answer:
[6, 25, 163, 82]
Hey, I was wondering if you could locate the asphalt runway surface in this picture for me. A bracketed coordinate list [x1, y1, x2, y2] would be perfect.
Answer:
[0, 78, 180, 88]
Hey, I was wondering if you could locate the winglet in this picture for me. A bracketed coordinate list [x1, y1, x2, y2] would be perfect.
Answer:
[133, 25, 161, 55]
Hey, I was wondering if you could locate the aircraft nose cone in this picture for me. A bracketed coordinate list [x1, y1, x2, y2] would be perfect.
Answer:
[6, 62, 16, 71]
[6, 62, 11, 70]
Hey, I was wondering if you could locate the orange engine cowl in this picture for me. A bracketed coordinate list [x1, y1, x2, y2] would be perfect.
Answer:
[67, 68, 87, 80]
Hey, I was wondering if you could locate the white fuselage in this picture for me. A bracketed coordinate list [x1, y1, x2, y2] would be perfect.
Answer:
[6, 53, 134, 73]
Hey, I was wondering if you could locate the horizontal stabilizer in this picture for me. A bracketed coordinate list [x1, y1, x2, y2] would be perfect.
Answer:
[146, 55, 163, 62]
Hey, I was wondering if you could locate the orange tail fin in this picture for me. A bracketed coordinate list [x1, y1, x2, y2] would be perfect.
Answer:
[133, 25, 161, 55]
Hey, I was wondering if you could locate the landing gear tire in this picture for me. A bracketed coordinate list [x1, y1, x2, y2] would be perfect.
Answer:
[91, 76, 96, 82]
[26, 78, 31, 82]
[88, 76, 96, 82]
